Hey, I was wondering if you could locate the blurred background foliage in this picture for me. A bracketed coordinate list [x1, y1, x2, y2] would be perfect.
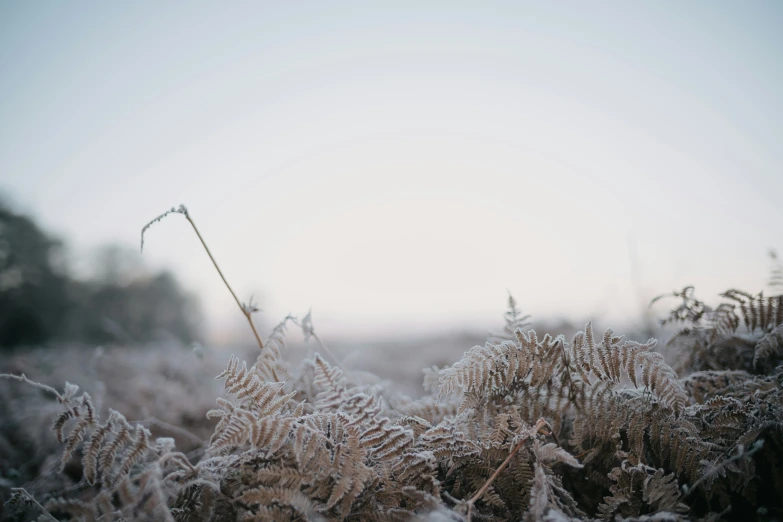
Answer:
[0, 197, 202, 349]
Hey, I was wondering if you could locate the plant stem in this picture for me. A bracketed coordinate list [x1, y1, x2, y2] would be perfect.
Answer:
[312, 332, 346, 371]
[466, 418, 547, 521]
[180, 210, 265, 352]
[0, 373, 64, 401]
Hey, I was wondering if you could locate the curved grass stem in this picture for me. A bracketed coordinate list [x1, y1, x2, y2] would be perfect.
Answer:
[141, 205, 265, 353]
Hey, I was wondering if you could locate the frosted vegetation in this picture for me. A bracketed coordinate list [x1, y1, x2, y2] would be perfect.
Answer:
[0, 207, 781, 521]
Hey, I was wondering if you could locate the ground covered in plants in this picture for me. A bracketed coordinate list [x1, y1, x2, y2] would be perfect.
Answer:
[0, 208, 781, 521]
[0, 285, 781, 522]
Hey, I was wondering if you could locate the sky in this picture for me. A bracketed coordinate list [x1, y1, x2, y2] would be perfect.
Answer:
[1, 2, 782, 343]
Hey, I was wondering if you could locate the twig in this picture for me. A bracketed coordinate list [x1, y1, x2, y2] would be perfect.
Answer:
[0, 373, 64, 401]
[133, 417, 204, 446]
[311, 332, 346, 372]
[141, 205, 265, 353]
[465, 418, 547, 521]
[298, 310, 345, 370]
[574, 449, 590, 460]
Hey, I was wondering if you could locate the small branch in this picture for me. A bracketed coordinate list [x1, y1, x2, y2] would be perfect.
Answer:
[181, 208, 265, 351]
[0, 373, 64, 401]
[133, 417, 204, 446]
[574, 449, 590, 460]
[312, 332, 346, 372]
[466, 418, 547, 521]
[141, 205, 265, 352]
[299, 310, 345, 371]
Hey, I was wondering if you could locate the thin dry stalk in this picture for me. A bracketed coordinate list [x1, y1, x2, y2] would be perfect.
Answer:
[141, 205, 265, 353]
[311, 332, 345, 372]
[465, 418, 548, 521]
[133, 417, 204, 446]
[0, 373, 64, 401]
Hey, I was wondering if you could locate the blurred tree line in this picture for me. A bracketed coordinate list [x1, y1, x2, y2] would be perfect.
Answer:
[0, 199, 202, 348]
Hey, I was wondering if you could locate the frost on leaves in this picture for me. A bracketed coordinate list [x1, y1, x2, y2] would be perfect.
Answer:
[3, 297, 782, 522]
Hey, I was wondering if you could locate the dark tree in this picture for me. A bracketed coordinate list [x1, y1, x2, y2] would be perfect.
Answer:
[0, 200, 69, 347]
[66, 270, 202, 345]
[0, 199, 202, 348]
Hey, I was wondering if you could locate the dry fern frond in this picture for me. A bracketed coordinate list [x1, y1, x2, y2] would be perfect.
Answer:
[488, 292, 532, 343]
[754, 322, 783, 369]
[533, 441, 583, 469]
[6, 253, 783, 522]
[599, 462, 687, 519]
[117, 424, 152, 480]
[525, 462, 550, 521]
[421, 419, 481, 460]
[683, 370, 750, 403]
[60, 393, 98, 469]
[312, 353, 347, 407]
[570, 322, 686, 413]
[652, 286, 710, 326]
[207, 402, 254, 453]
[438, 336, 535, 401]
[84, 409, 122, 484]
[256, 314, 299, 382]
[249, 415, 297, 455]
[217, 355, 296, 414]
[239, 486, 315, 518]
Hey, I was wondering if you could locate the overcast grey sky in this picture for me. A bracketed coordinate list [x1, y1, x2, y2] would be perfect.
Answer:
[1, 2, 782, 342]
